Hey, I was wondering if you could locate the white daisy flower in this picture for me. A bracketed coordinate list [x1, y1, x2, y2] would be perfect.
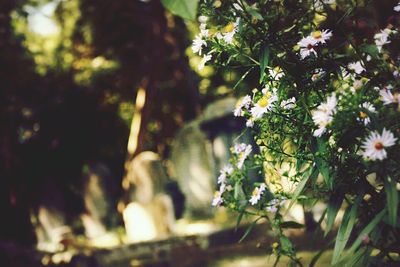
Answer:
[246, 118, 255, 128]
[250, 88, 278, 119]
[249, 183, 266, 205]
[394, 2, 400, 12]
[217, 164, 233, 184]
[222, 18, 240, 44]
[374, 28, 392, 52]
[298, 36, 318, 59]
[358, 102, 376, 126]
[280, 97, 296, 110]
[348, 61, 365, 74]
[312, 93, 337, 137]
[311, 29, 332, 44]
[233, 95, 252, 117]
[212, 190, 223, 206]
[266, 198, 286, 213]
[380, 88, 400, 106]
[198, 53, 212, 70]
[361, 128, 397, 161]
[212, 183, 228, 206]
[233, 143, 252, 169]
[192, 34, 207, 55]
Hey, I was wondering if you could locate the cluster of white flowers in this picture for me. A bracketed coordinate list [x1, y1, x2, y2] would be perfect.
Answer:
[249, 183, 266, 205]
[233, 87, 278, 127]
[312, 93, 337, 137]
[297, 30, 332, 59]
[191, 18, 214, 71]
[374, 28, 393, 52]
[233, 143, 252, 169]
[361, 128, 397, 161]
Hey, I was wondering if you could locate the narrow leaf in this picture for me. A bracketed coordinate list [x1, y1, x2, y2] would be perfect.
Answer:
[259, 44, 270, 83]
[233, 67, 254, 90]
[239, 217, 262, 243]
[280, 221, 304, 229]
[384, 176, 398, 226]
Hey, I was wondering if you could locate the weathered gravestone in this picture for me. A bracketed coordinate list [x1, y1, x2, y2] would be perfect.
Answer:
[169, 97, 252, 219]
[81, 162, 120, 247]
[123, 151, 175, 243]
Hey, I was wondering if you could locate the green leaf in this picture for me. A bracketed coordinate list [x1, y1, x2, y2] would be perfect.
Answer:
[259, 44, 270, 83]
[384, 176, 398, 226]
[325, 193, 344, 236]
[331, 196, 361, 265]
[161, 0, 199, 21]
[280, 221, 304, 229]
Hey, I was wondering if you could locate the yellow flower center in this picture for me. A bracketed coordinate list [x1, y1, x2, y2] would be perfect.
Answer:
[374, 142, 384, 150]
[224, 22, 235, 33]
[257, 92, 272, 108]
[252, 188, 259, 197]
[359, 111, 368, 119]
[272, 242, 279, 249]
[213, 0, 222, 8]
[312, 31, 322, 39]
[214, 191, 221, 197]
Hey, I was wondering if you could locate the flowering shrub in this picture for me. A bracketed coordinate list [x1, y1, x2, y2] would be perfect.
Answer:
[192, 0, 400, 265]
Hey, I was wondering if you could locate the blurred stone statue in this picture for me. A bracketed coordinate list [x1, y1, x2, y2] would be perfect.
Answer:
[123, 151, 175, 243]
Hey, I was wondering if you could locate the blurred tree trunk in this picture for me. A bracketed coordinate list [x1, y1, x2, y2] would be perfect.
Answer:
[0, 0, 37, 246]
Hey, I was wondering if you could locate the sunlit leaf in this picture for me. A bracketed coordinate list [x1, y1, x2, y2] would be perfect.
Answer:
[161, 0, 199, 21]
